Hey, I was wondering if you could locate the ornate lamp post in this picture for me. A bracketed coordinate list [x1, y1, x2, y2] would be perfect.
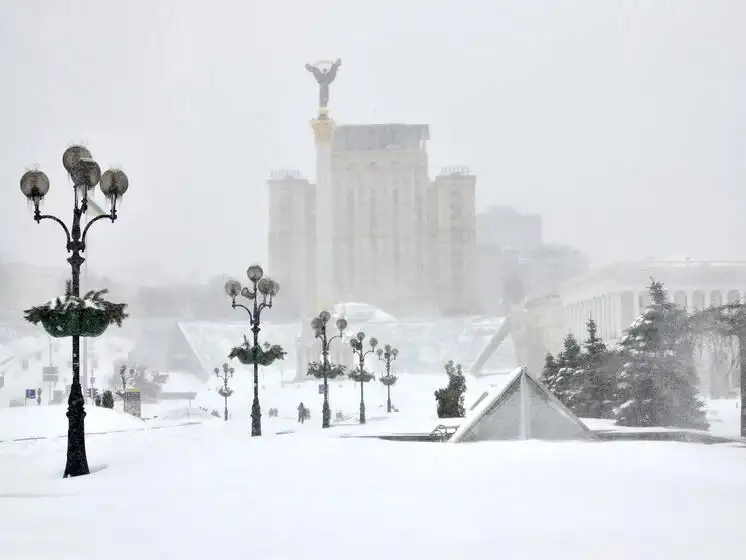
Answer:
[349, 332, 378, 424]
[311, 311, 347, 428]
[377, 344, 399, 413]
[19, 145, 128, 478]
[224, 265, 280, 437]
[214, 363, 235, 421]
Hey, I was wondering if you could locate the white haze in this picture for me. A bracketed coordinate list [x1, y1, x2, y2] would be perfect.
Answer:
[0, 0, 744, 285]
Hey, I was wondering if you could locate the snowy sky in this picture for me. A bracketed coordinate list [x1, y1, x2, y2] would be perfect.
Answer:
[0, 0, 744, 284]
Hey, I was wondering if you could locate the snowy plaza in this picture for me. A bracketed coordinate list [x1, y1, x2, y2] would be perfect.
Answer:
[2, 323, 746, 559]
[3, 2, 746, 558]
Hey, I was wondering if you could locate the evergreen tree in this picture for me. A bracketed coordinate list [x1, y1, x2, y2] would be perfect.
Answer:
[101, 390, 115, 409]
[540, 352, 559, 388]
[549, 333, 583, 408]
[434, 360, 466, 418]
[615, 279, 708, 429]
[574, 318, 617, 418]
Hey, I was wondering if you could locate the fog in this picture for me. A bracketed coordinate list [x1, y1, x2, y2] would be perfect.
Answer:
[1, 0, 745, 286]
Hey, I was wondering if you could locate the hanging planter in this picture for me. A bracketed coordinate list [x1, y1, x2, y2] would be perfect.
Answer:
[307, 361, 347, 380]
[228, 337, 286, 367]
[348, 368, 376, 383]
[24, 281, 128, 339]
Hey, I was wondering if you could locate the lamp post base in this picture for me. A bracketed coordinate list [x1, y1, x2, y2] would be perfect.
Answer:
[322, 396, 331, 429]
[250, 397, 262, 437]
[64, 381, 90, 478]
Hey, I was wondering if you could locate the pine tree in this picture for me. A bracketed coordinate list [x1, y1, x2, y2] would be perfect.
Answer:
[615, 279, 708, 429]
[540, 352, 559, 388]
[434, 361, 466, 418]
[101, 390, 115, 409]
[574, 318, 617, 418]
[550, 333, 583, 408]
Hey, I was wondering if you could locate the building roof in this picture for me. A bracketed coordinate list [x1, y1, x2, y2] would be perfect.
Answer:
[333, 124, 430, 152]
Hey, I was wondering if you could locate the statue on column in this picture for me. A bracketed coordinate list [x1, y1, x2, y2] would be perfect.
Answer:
[305, 58, 342, 113]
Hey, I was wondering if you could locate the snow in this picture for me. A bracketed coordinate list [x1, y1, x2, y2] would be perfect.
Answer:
[0, 405, 145, 441]
[3, 331, 746, 557]
[2, 421, 746, 559]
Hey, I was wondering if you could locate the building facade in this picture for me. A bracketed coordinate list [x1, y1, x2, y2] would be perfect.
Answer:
[267, 170, 316, 317]
[330, 124, 432, 315]
[268, 123, 478, 319]
[428, 168, 478, 314]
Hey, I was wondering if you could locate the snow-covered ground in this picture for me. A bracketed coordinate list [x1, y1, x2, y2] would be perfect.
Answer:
[2, 367, 746, 558]
[2, 420, 746, 559]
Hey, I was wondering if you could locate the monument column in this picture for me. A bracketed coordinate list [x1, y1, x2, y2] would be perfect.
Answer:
[311, 113, 336, 310]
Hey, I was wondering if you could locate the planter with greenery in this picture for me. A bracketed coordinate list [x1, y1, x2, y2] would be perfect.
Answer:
[24, 281, 127, 338]
[228, 336, 286, 367]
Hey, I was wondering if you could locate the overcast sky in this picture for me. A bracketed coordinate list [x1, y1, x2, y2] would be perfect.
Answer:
[0, 0, 744, 284]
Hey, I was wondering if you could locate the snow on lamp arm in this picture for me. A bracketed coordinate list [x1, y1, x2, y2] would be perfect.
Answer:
[224, 265, 281, 438]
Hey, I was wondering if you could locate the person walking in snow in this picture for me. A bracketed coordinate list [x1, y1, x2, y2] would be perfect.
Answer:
[298, 402, 306, 424]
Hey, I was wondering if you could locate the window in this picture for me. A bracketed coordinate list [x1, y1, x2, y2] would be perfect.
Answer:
[692, 291, 706, 311]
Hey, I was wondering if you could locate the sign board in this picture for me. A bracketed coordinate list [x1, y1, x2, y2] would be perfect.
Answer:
[0, 375, 4, 389]
[25, 389, 36, 399]
[123, 388, 142, 418]
[42, 366, 59, 383]
[21, 359, 29, 371]
[318, 383, 325, 395]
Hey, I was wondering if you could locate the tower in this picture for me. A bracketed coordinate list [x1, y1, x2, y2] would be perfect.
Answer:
[311, 114, 336, 311]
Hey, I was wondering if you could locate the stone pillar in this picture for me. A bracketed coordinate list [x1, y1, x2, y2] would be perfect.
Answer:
[311, 116, 336, 310]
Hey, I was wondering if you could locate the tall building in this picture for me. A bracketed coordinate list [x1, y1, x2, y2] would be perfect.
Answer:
[331, 124, 431, 315]
[428, 168, 478, 315]
[268, 123, 478, 319]
[267, 170, 316, 318]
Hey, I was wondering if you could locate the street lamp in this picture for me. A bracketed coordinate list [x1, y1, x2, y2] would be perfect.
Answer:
[214, 363, 235, 422]
[224, 265, 279, 437]
[311, 311, 347, 428]
[377, 344, 399, 413]
[19, 146, 128, 478]
[349, 332, 378, 424]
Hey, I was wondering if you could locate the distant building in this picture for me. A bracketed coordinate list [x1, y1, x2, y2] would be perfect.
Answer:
[475, 206, 588, 315]
[476, 205, 542, 252]
[331, 124, 432, 315]
[267, 123, 478, 318]
[267, 170, 316, 317]
[428, 168, 478, 315]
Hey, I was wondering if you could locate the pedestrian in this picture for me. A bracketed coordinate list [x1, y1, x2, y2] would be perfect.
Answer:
[298, 402, 306, 424]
